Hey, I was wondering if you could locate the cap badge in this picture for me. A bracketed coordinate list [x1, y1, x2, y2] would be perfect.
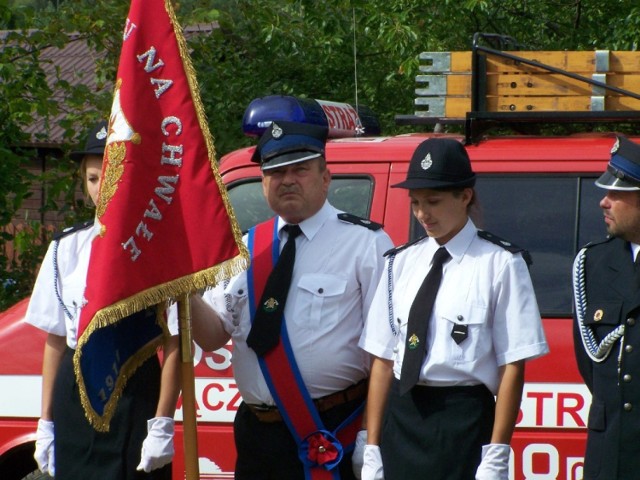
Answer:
[420, 153, 433, 170]
[263, 297, 279, 312]
[611, 137, 620, 154]
[271, 122, 283, 139]
[407, 333, 420, 350]
[594, 309, 604, 322]
[96, 126, 108, 140]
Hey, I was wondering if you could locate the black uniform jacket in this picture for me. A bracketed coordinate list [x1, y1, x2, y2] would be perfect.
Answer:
[573, 237, 640, 480]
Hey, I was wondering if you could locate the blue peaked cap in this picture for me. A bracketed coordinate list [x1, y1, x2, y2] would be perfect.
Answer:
[596, 136, 640, 191]
[251, 120, 328, 170]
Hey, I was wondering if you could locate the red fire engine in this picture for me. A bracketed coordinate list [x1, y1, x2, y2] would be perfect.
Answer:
[3, 35, 640, 479]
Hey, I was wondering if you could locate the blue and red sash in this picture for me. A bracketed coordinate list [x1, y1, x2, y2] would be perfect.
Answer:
[247, 217, 363, 479]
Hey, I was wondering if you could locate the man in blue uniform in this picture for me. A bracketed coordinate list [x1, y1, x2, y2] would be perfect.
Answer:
[573, 135, 640, 480]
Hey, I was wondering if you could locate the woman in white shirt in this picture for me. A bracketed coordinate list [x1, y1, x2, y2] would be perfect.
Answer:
[359, 138, 549, 480]
[26, 121, 180, 479]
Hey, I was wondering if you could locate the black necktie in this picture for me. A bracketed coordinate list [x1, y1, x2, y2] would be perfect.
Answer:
[399, 246, 451, 395]
[246, 224, 302, 356]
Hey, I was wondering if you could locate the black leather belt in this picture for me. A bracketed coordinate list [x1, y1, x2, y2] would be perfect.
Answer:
[247, 379, 368, 423]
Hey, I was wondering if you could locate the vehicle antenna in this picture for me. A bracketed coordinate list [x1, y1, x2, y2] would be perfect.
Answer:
[352, 7, 364, 136]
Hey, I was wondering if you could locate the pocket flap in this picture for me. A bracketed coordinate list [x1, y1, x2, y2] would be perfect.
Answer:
[226, 276, 248, 299]
[584, 303, 622, 326]
[441, 303, 487, 326]
[298, 274, 346, 298]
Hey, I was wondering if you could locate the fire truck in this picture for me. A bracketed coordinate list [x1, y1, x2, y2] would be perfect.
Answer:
[2, 35, 640, 479]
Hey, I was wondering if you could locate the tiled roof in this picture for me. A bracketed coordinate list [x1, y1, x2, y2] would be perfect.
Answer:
[2, 23, 217, 148]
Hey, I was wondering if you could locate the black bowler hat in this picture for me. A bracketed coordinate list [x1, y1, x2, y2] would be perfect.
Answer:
[595, 136, 640, 191]
[392, 138, 476, 190]
[251, 120, 328, 171]
[69, 121, 108, 162]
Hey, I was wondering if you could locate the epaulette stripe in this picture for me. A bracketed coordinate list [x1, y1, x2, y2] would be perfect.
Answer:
[384, 235, 427, 257]
[53, 219, 95, 241]
[337, 212, 383, 231]
[581, 236, 614, 249]
[477, 230, 533, 266]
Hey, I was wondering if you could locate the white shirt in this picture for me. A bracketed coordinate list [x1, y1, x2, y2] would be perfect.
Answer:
[25, 222, 178, 349]
[359, 219, 549, 394]
[202, 201, 393, 405]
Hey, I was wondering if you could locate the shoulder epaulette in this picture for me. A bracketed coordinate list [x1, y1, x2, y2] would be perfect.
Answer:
[478, 230, 533, 266]
[53, 219, 94, 241]
[384, 235, 427, 257]
[581, 235, 614, 250]
[337, 213, 383, 231]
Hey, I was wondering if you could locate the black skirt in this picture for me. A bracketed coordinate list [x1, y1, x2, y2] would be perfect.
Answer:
[381, 379, 495, 480]
[52, 347, 171, 480]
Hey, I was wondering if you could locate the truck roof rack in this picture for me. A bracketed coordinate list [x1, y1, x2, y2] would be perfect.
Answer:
[395, 33, 640, 144]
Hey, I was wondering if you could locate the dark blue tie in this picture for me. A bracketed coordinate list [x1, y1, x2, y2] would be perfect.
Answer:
[399, 246, 450, 395]
[246, 224, 302, 356]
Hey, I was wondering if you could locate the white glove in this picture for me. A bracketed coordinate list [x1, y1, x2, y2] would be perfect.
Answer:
[34, 419, 55, 476]
[351, 430, 367, 479]
[361, 444, 384, 480]
[137, 417, 175, 472]
[475, 443, 510, 480]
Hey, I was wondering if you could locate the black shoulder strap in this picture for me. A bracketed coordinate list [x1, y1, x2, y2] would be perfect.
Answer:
[337, 212, 383, 231]
[580, 235, 614, 251]
[477, 230, 533, 267]
[384, 235, 426, 258]
[53, 219, 95, 241]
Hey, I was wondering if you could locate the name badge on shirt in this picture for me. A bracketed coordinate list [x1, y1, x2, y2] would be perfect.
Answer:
[451, 324, 468, 345]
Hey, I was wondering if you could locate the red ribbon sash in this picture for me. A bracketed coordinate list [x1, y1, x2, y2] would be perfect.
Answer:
[247, 218, 363, 479]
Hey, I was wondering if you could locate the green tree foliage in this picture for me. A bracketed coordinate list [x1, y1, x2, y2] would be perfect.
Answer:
[0, 1, 124, 308]
[191, 0, 640, 153]
[1, 0, 639, 308]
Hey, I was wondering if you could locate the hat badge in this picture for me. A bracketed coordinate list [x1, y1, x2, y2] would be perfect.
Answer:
[420, 153, 433, 170]
[611, 137, 620, 154]
[96, 126, 108, 140]
[271, 122, 283, 139]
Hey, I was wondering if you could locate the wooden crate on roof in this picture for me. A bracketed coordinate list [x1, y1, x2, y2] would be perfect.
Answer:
[414, 50, 640, 119]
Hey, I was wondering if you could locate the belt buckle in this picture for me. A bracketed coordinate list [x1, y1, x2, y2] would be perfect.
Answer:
[251, 404, 274, 412]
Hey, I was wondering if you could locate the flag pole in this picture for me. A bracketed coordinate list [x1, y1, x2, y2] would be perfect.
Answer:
[178, 293, 200, 479]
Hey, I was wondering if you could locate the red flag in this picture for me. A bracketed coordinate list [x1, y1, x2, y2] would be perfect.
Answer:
[74, 0, 249, 431]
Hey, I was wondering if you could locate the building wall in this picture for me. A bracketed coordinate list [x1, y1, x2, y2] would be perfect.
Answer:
[4, 151, 82, 266]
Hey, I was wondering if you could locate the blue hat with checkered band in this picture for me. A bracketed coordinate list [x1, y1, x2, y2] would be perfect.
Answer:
[596, 136, 640, 191]
[251, 120, 328, 171]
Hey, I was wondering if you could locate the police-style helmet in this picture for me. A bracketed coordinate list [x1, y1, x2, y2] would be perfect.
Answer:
[70, 121, 108, 162]
[392, 138, 476, 190]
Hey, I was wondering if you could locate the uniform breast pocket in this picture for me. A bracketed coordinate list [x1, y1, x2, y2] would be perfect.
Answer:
[63, 286, 86, 320]
[441, 303, 490, 364]
[224, 277, 249, 331]
[296, 274, 347, 331]
[584, 302, 623, 340]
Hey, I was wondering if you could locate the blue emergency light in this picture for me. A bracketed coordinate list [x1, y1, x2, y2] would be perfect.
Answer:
[242, 95, 381, 138]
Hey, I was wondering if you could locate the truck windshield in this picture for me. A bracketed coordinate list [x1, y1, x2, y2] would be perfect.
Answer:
[226, 176, 374, 234]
